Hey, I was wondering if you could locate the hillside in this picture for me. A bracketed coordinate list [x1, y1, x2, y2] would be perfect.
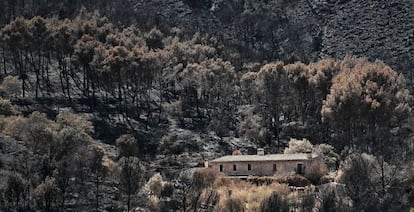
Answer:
[1, 0, 413, 78]
[0, 0, 413, 211]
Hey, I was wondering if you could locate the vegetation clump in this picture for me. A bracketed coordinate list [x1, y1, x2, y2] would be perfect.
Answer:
[0, 3, 412, 211]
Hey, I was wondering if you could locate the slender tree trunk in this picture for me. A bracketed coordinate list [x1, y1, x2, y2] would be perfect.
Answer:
[192, 192, 202, 212]
[22, 74, 26, 97]
[66, 64, 71, 101]
[58, 59, 66, 97]
[182, 194, 187, 212]
[92, 79, 96, 108]
[35, 68, 40, 98]
[195, 89, 202, 121]
[127, 186, 131, 212]
[2, 46, 6, 75]
[95, 174, 100, 212]
[16, 50, 26, 97]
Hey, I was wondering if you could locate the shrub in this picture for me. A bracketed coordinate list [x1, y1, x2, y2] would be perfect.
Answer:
[193, 168, 220, 189]
[213, 175, 232, 187]
[272, 174, 311, 187]
[305, 161, 328, 185]
[320, 175, 335, 184]
[260, 191, 290, 212]
[232, 149, 242, 155]
[146, 173, 164, 197]
[115, 134, 138, 158]
[319, 189, 337, 212]
[220, 197, 245, 212]
[199, 188, 219, 210]
[216, 182, 290, 212]
[0, 75, 21, 98]
[284, 138, 313, 154]
[300, 193, 315, 212]
[287, 175, 311, 187]
[0, 98, 17, 116]
[2, 116, 27, 140]
[314, 143, 339, 171]
[247, 176, 276, 185]
[148, 195, 160, 211]
[160, 182, 174, 198]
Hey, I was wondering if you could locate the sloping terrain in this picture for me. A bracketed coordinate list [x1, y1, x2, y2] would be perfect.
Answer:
[320, 0, 414, 78]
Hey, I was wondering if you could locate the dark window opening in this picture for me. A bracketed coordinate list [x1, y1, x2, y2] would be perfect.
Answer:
[233, 164, 237, 171]
[273, 164, 277, 172]
[297, 163, 304, 175]
[248, 164, 252, 171]
[219, 165, 223, 172]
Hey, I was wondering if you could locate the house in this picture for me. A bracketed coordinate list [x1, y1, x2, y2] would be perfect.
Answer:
[206, 148, 320, 178]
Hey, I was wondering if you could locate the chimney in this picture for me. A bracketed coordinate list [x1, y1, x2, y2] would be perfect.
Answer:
[257, 148, 265, 156]
[204, 160, 209, 168]
[305, 149, 312, 159]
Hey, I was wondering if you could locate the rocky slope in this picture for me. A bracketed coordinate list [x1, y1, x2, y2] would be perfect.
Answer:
[1, 0, 412, 78]
[319, 0, 414, 78]
[130, 0, 414, 81]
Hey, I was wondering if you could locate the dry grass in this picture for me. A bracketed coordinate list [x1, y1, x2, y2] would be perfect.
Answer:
[214, 179, 291, 211]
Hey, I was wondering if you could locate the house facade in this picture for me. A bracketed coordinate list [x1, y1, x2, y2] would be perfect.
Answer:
[207, 149, 320, 178]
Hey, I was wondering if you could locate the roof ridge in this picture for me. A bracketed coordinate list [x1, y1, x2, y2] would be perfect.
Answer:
[210, 152, 319, 163]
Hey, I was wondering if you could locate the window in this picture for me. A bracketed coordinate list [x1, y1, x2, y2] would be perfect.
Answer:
[248, 164, 252, 171]
[297, 163, 304, 175]
[219, 165, 223, 172]
[233, 164, 237, 171]
[273, 164, 277, 172]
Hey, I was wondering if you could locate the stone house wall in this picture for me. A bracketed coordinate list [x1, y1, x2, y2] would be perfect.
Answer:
[209, 159, 316, 176]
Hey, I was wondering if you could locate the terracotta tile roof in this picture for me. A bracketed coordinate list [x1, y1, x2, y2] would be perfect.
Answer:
[210, 153, 319, 163]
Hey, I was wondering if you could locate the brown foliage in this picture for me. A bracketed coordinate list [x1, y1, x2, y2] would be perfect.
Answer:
[305, 161, 329, 185]
[322, 57, 412, 124]
[193, 168, 221, 190]
[232, 149, 242, 155]
[115, 134, 138, 158]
